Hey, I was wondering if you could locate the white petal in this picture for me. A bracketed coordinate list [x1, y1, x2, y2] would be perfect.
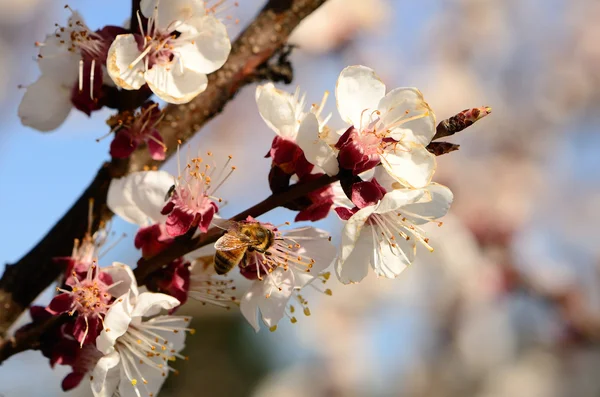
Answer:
[18, 76, 72, 132]
[107, 175, 151, 226]
[131, 292, 180, 318]
[258, 269, 294, 328]
[401, 183, 454, 224]
[296, 113, 339, 176]
[320, 127, 345, 146]
[336, 205, 376, 284]
[380, 143, 436, 188]
[38, 35, 80, 86]
[129, 170, 175, 223]
[372, 234, 414, 278]
[106, 34, 146, 90]
[103, 262, 138, 299]
[287, 227, 337, 281]
[240, 283, 262, 332]
[331, 181, 353, 208]
[153, 0, 207, 32]
[378, 87, 435, 146]
[140, 0, 157, 18]
[91, 351, 121, 397]
[335, 65, 386, 127]
[145, 62, 208, 104]
[255, 83, 298, 139]
[336, 228, 375, 284]
[183, 16, 231, 73]
[97, 294, 133, 354]
[373, 165, 406, 191]
[374, 188, 426, 214]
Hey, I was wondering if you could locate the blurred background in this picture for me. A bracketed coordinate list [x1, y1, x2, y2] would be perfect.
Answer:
[2, 0, 600, 396]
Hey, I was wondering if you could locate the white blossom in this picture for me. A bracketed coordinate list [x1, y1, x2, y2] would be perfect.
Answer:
[239, 226, 336, 331]
[335, 65, 437, 187]
[256, 83, 339, 176]
[336, 183, 453, 284]
[107, 170, 174, 227]
[92, 281, 192, 397]
[107, 0, 231, 104]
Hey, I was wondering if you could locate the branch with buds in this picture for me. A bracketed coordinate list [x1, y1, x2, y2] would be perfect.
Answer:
[1, 2, 502, 393]
[0, 0, 328, 339]
[0, 105, 491, 366]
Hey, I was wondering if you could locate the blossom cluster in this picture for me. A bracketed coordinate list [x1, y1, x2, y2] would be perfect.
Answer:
[27, 231, 192, 397]
[257, 65, 457, 283]
[12, 2, 492, 396]
[18, 0, 232, 141]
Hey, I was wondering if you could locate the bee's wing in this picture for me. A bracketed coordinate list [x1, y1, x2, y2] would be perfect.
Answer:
[211, 217, 234, 231]
[214, 232, 253, 251]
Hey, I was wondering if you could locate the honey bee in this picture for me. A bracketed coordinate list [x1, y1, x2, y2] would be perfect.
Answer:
[214, 222, 275, 275]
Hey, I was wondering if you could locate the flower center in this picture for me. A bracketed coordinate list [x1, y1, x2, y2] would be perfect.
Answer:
[174, 152, 235, 211]
[239, 228, 319, 281]
[58, 265, 114, 317]
[113, 316, 193, 396]
[369, 210, 442, 256]
[188, 272, 237, 308]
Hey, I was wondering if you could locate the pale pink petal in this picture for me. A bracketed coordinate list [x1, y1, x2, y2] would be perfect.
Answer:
[335, 65, 386, 127]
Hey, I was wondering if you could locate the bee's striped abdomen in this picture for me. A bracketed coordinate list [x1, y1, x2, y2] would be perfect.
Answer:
[214, 247, 246, 275]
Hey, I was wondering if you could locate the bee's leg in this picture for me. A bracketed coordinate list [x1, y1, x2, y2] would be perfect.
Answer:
[254, 248, 272, 256]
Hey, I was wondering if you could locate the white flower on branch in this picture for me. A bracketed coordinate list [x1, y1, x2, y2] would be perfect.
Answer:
[235, 224, 336, 331]
[107, 150, 234, 236]
[18, 10, 125, 131]
[188, 254, 239, 308]
[107, 0, 232, 104]
[92, 279, 193, 397]
[334, 65, 437, 188]
[107, 170, 174, 227]
[256, 83, 340, 176]
[335, 175, 453, 284]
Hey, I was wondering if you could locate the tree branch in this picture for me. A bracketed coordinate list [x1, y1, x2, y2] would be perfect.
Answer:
[0, 0, 327, 339]
[134, 173, 340, 283]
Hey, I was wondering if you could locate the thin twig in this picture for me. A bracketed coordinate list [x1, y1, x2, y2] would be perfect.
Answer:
[134, 173, 340, 282]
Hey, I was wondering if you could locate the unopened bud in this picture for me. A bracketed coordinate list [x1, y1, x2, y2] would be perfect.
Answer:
[433, 106, 491, 140]
[427, 142, 460, 156]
